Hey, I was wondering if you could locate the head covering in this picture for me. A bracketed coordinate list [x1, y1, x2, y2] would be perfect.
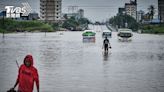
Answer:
[18, 54, 39, 92]
[24, 54, 33, 66]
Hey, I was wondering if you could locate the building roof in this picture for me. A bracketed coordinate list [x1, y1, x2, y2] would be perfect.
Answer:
[125, 1, 137, 6]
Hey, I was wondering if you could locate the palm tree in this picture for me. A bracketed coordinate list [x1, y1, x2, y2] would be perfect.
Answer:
[148, 5, 155, 22]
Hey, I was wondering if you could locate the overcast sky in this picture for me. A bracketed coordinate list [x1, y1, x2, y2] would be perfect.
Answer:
[0, 0, 158, 22]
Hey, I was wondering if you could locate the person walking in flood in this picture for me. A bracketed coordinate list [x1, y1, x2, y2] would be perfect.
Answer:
[10, 54, 39, 92]
[103, 36, 111, 53]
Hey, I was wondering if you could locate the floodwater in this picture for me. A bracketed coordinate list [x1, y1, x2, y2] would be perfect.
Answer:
[0, 25, 164, 92]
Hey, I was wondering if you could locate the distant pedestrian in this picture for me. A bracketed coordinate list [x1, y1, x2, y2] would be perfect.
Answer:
[9, 54, 39, 92]
[103, 36, 111, 53]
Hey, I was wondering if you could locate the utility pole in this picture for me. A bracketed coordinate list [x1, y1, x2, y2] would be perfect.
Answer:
[45, 0, 47, 36]
[159, 4, 162, 26]
[2, 11, 5, 38]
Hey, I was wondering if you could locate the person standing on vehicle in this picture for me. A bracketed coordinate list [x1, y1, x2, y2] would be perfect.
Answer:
[103, 36, 111, 52]
[10, 54, 39, 92]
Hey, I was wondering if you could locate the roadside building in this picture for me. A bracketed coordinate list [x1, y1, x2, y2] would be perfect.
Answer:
[118, 8, 125, 15]
[125, 0, 137, 20]
[40, 0, 62, 23]
[63, 9, 84, 20]
[78, 9, 84, 18]
[137, 10, 144, 22]
[158, 0, 164, 23]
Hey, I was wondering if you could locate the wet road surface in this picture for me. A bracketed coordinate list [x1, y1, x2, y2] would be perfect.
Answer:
[0, 25, 164, 92]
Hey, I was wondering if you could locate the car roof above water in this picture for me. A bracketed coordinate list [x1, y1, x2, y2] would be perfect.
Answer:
[103, 30, 112, 32]
[84, 30, 95, 32]
[118, 28, 132, 33]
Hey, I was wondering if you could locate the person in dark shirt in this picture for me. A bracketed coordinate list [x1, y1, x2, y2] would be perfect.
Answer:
[103, 37, 111, 53]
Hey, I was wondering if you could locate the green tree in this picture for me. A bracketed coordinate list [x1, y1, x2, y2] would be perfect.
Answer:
[63, 14, 68, 20]
[0, 18, 54, 32]
[52, 23, 59, 31]
[109, 14, 139, 31]
[62, 16, 89, 31]
[78, 18, 89, 24]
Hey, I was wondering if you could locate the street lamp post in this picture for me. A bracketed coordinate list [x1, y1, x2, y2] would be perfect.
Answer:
[45, 0, 47, 37]
[159, 5, 162, 26]
[2, 11, 5, 38]
[123, 11, 128, 28]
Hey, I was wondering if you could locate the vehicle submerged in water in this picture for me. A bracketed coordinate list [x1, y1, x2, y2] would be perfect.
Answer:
[82, 30, 96, 42]
[102, 30, 112, 38]
[117, 28, 133, 41]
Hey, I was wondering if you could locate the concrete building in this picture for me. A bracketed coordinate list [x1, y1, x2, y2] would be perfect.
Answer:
[28, 13, 39, 20]
[137, 10, 144, 22]
[158, 0, 164, 23]
[125, 0, 137, 20]
[18, 13, 39, 20]
[78, 9, 84, 18]
[0, 11, 39, 21]
[63, 9, 84, 20]
[65, 13, 79, 19]
[40, 0, 62, 23]
[118, 8, 125, 15]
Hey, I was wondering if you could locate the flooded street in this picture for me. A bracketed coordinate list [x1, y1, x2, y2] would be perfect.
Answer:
[0, 25, 164, 92]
